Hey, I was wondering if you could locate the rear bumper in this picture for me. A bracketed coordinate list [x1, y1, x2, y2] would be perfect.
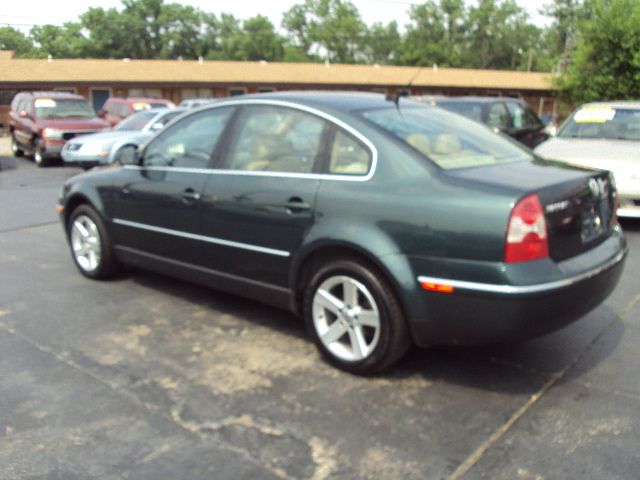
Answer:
[617, 195, 640, 218]
[407, 227, 627, 346]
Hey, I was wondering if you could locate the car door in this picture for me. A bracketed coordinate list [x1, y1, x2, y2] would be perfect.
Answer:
[107, 106, 235, 265]
[13, 98, 35, 150]
[485, 102, 511, 136]
[199, 104, 328, 288]
[505, 101, 547, 148]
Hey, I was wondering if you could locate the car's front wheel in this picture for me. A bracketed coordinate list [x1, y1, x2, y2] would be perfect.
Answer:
[33, 139, 49, 167]
[68, 205, 119, 279]
[11, 133, 24, 157]
[303, 258, 411, 374]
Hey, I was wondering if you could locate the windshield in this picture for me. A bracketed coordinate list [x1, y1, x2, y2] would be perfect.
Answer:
[435, 101, 483, 123]
[361, 105, 531, 170]
[35, 98, 95, 119]
[115, 110, 158, 131]
[558, 106, 640, 141]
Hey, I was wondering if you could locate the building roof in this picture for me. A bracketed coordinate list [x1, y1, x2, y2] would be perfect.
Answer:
[0, 56, 556, 91]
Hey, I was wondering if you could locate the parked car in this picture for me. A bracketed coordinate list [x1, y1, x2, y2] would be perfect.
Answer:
[535, 101, 640, 218]
[9, 91, 109, 167]
[99, 97, 175, 127]
[62, 108, 186, 169]
[419, 96, 550, 149]
[58, 92, 627, 374]
[178, 97, 218, 108]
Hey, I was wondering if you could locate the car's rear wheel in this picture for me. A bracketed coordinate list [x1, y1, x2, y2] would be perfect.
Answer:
[68, 205, 119, 279]
[11, 133, 24, 157]
[303, 258, 411, 374]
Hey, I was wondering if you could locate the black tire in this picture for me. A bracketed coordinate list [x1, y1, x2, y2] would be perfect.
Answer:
[33, 139, 49, 167]
[11, 133, 24, 157]
[303, 257, 411, 374]
[67, 204, 120, 279]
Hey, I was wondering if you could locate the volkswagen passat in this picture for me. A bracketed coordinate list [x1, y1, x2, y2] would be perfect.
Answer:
[58, 92, 627, 374]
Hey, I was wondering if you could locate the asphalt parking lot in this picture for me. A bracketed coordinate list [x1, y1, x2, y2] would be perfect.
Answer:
[1, 138, 639, 480]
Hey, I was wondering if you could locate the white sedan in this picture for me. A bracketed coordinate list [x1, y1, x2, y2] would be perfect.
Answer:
[535, 101, 640, 218]
[61, 108, 186, 169]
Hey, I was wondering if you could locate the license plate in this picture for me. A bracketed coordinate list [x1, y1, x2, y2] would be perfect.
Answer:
[581, 208, 604, 243]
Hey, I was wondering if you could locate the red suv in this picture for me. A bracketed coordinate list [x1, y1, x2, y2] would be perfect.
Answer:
[98, 97, 175, 127]
[9, 91, 110, 167]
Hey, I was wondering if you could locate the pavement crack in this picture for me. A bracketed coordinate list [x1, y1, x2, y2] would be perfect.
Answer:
[0, 321, 289, 479]
[448, 290, 640, 480]
[0, 220, 59, 234]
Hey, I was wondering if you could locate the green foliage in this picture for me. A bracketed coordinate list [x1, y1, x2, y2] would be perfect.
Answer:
[0, 27, 33, 57]
[362, 22, 401, 65]
[401, 0, 470, 67]
[0, 0, 590, 77]
[282, 0, 367, 63]
[558, 0, 640, 103]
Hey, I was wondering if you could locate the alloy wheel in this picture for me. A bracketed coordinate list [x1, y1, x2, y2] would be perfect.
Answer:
[312, 275, 381, 362]
[70, 215, 102, 272]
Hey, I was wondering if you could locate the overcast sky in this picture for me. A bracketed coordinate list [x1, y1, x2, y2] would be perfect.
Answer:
[1, 0, 549, 33]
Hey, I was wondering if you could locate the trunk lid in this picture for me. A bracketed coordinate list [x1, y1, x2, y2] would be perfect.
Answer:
[445, 159, 617, 262]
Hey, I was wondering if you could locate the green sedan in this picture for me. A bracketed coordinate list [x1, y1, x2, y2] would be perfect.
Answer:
[57, 92, 627, 374]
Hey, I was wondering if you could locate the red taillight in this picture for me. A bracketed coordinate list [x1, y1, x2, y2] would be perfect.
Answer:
[504, 194, 549, 263]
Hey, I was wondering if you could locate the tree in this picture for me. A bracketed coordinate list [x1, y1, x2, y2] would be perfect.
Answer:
[0, 27, 34, 57]
[282, 0, 367, 63]
[540, 0, 589, 71]
[362, 21, 400, 65]
[400, 0, 469, 67]
[30, 23, 90, 58]
[558, 0, 640, 103]
[237, 16, 284, 61]
[466, 0, 538, 70]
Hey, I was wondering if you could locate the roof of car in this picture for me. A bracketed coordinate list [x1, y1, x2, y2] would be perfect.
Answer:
[22, 91, 84, 99]
[580, 101, 640, 109]
[108, 97, 173, 103]
[214, 90, 423, 114]
[433, 96, 522, 104]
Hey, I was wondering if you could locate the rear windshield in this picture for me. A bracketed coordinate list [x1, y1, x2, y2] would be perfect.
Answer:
[558, 106, 640, 141]
[435, 101, 483, 122]
[361, 105, 531, 170]
[115, 110, 158, 131]
[35, 98, 95, 119]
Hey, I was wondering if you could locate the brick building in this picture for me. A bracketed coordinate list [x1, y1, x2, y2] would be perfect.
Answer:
[0, 50, 557, 129]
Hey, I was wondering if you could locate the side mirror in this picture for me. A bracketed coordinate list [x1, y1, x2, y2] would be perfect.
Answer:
[97, 109, 107, 118]
[19, 110, 29, 119]
[114, 144, 139, 166]
[150, 122, 164, 132]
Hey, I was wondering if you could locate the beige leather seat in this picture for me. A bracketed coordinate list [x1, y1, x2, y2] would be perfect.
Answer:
[405, 133, 432, 156]
[433, 134, 462, 155]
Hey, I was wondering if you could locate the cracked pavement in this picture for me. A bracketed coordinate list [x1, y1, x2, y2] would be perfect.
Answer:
[1, 145, 639, 479]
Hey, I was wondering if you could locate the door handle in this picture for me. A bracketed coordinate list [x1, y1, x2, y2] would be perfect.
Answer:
[181, 188, 201, 203]
[285, 197, 311, 214]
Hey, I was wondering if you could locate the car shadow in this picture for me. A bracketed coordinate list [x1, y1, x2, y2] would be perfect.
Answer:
[119, 266, 623, 395]
[620, 218, 640, 233]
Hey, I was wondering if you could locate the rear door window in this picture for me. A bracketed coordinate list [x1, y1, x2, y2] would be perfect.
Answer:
[328, 130, 372, 175]
[223, 106, 326, 174]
